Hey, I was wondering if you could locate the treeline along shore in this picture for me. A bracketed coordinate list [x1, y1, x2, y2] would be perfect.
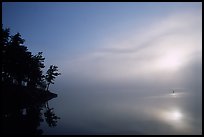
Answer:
[1, 25, 60, 116]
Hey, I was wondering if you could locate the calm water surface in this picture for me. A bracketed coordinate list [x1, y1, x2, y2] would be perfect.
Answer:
[40, 88, 202, 135]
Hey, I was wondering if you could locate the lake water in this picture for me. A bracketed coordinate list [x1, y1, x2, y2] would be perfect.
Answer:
[39, 88, 202, 135]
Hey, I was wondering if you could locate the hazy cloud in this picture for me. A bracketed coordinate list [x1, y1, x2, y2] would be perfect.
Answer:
[59, 9, 201, 90]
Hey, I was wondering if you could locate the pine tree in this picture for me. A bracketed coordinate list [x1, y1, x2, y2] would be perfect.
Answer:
[45, 65, 61, 91]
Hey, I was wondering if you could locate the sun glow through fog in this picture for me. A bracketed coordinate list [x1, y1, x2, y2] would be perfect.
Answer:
[156, 52, 183, 71]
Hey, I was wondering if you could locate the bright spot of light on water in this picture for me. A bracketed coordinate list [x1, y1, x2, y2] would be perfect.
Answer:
[171, 111, 182, 120]
[161, 109, 183, 122]
[154, 107, 184, 124]
[171, 93, 176, 96]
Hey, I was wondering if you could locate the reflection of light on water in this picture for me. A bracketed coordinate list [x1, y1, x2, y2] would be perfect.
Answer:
[148, 107, 192, 133]
[171, 111, 182, 120]
[171, 93, 176, 96]
[169, 91, 186, 98]
[161, 110, 183, 121]
[143, 91, 196, 133]
[151, 108, 184, 127]
[145, 108, 185, 132]
[170, 93, 179, 98]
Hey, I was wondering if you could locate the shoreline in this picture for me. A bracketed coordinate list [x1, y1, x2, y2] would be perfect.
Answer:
[1, 82, 58, 115]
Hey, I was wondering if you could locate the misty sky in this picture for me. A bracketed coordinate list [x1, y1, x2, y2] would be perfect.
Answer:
[2, 2, 202, 91]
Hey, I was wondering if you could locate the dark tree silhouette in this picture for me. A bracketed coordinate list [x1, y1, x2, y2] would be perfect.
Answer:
[1, 105, 44, 135]
[1, 25, 60, 135]
[44, 101, 60, 127]
[1, 25, 10, 46]
[2, 31, 31, 85]
[27, 52, 45, 88]
[2, 26, 11, 82]
[45, 65, 61, 91]
[1, 25, 57, 89]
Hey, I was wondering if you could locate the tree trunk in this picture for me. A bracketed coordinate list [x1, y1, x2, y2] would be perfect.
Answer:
[46, 101, 50, 109]
[46, 83, 50, 91]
